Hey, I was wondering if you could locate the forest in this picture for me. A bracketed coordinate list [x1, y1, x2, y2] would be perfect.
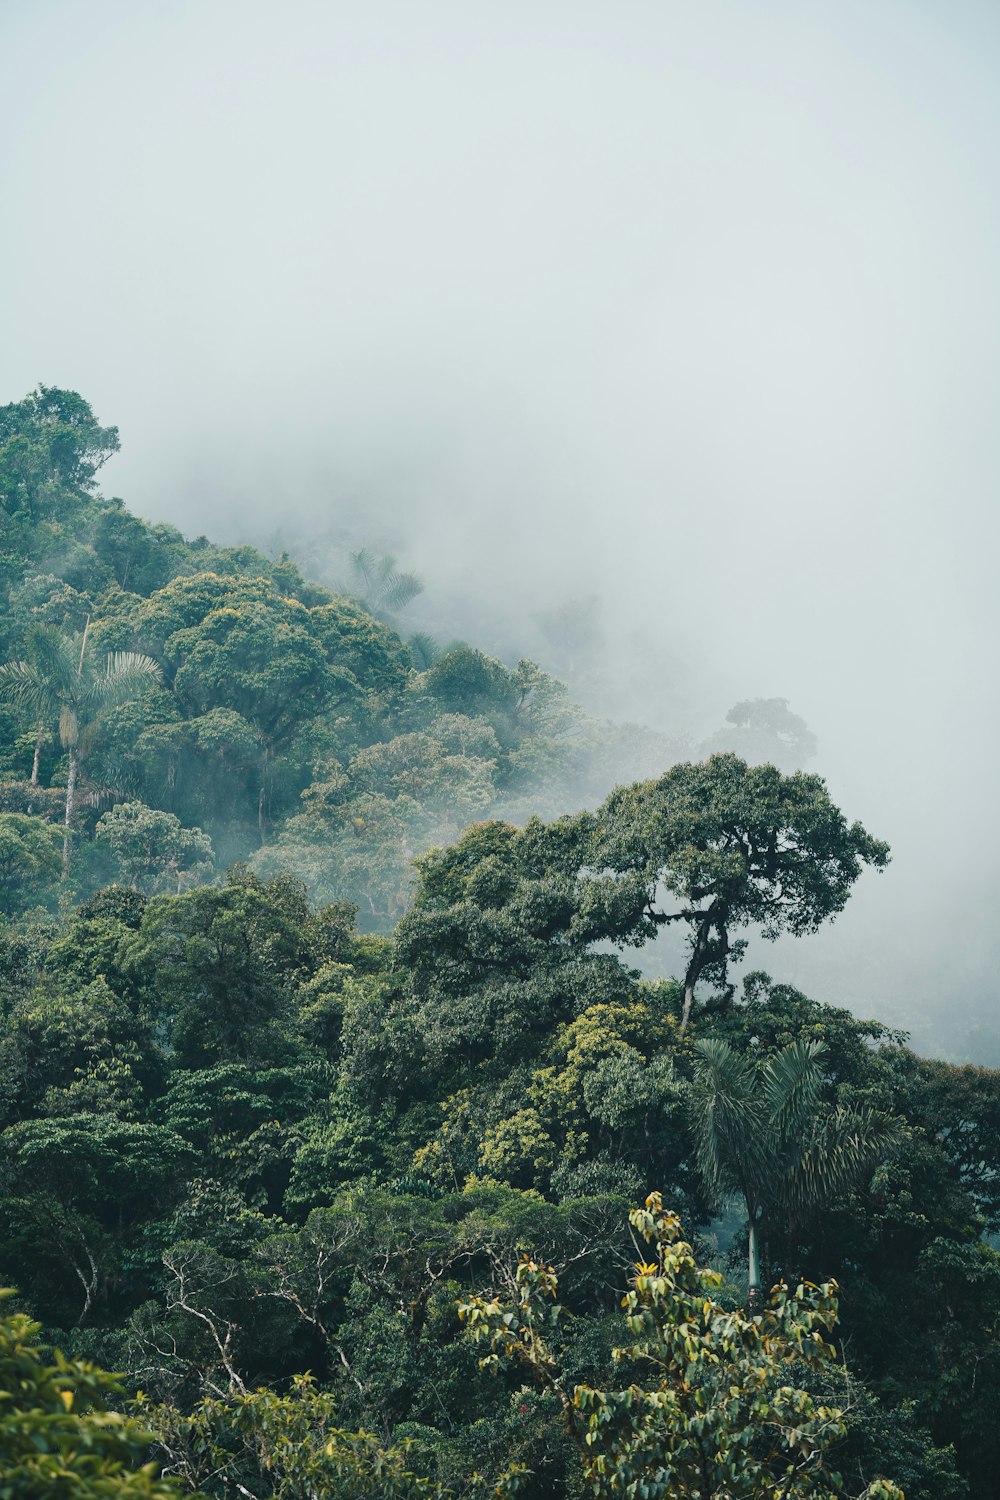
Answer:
[1, 387, 999, 1498]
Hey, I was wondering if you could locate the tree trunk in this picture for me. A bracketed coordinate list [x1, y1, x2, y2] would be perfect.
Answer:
[747, 1214, 764, 1316]
[30, 722, 43, 786]
[680, 975, 697, 1032]
[680, 911, 714, 1031]
[680, 904, 730, 1032]
[257, 747, 269, 846]
[62, 746, 78, 875]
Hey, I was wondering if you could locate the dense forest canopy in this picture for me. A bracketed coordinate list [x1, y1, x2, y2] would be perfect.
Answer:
[0, 387, 998, 1497]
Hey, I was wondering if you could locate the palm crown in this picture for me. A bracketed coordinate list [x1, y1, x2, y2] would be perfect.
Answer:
[690, 1035, 900, 1309]
[349, 547, 423, 618]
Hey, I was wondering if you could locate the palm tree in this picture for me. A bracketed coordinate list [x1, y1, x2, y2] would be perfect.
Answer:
[407, 631, 440, 671]
[348, 547, 423, 618]
[690, 1036, 899, 1313]
[0, 621, 161, 872]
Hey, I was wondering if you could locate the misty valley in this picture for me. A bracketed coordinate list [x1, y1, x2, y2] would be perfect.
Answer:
[0, 385, 994, 1497]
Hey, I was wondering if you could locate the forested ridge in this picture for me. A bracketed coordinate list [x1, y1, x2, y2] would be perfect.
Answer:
[0, 387, 997, 1498]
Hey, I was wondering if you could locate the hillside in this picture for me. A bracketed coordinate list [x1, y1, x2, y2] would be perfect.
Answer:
[0, 388, 996, 1497]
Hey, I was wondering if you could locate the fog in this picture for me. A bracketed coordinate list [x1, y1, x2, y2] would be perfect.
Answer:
[2, 0, 999, 1053]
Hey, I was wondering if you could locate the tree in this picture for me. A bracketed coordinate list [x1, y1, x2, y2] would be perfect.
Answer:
[95, 802, 213, 894]
[0, 623, 160, 871]
[585, 754, 890, 1027]
[690, 1036, 899, 1311]
[423, 648, 520, 722]
[407, 632, 439, 670]
[461, 1193, 903, 1500]
[256, 723, 502, 928]
[393, 816, 652, 1086]
[140, 1373, 446, 1498]
[348, 546, 424, 619]
[0, 386, 120, 519]
[158, 1061, 328, 1214]
[0, 1290, 183, 1497]
[310, 597, 412, 699]
[122, 869, 316, 1068]
[91, 502, 177, 595]
[0, 974, 159, 1126]
[167, 601, 356, 843]
[0, 811, 61, 910]
[0, 1117, 192, 1327]
[701, 697, 817, 770]
[118, 576, 409, 844]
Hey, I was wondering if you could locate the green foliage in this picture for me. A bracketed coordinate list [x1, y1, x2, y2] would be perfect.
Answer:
[408, 632, 439, 670]
[0, 386, 120, 514]
[0, 812, 61, 909]
[0, 623, 161, 872]
[86, 574, 419, 857]
[0, 627, 161, 755]
[0, 1116, 192, 1325]
[167, 600, 353, 736]
[803, 1369, 968, 1500]
[141, 1374, 447, 1497]
[423, 648, 520, 721]
[0, 844, 993, 1494]
[0, 973, 159, 1123]
[95, 804, 213, 894]
[587, 754, 890, 1024]
[91, 506, 186, 596]
[348, 546, 424, 620]
[123, 869, 316, 1068]
[0, 384, 994, 1496]
[0, 385, 670, 915]
[461, 1193, 903, 1499]
[0, 1289, 183, 1497]
[690, 1034, 901, 1302]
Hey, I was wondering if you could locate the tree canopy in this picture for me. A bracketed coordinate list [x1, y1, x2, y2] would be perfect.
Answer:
[0, 385, 988, 1498]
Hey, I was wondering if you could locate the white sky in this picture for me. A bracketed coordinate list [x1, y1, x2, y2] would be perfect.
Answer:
[2, 0, 998, 1046]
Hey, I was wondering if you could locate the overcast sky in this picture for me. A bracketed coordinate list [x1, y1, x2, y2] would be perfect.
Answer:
[2, 0, 998, 1047]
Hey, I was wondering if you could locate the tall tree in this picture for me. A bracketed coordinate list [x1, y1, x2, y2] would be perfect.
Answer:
[585, 754, 890, 1027]
[0, 385, 120, 519]
[0, 813, 61, 911]
[165, 601, 357, 843]
[0, 623, 160, 871]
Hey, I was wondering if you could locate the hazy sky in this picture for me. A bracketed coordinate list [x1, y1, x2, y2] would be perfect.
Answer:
[2, 0, 999, 1047]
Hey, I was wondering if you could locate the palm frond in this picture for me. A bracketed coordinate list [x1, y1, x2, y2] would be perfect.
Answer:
[86, 752, 144, 801]
[27, 625, 80, 699]
[763, 1038, 827, 1143]
[349, 547, 423, 614]
[381, 568, 423, 611]
[85, 652, 161, 712]
[690, 1039, 765, 1198]
[0, 660, 52, 718]
[779, 1106, 903, 1215]
[104, 650, 162, 680]
[349, 548, 377, 593]
[407, 632, 439, 670]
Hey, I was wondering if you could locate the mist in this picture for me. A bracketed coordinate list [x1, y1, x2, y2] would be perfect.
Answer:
[2, 0, 999, 1053]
